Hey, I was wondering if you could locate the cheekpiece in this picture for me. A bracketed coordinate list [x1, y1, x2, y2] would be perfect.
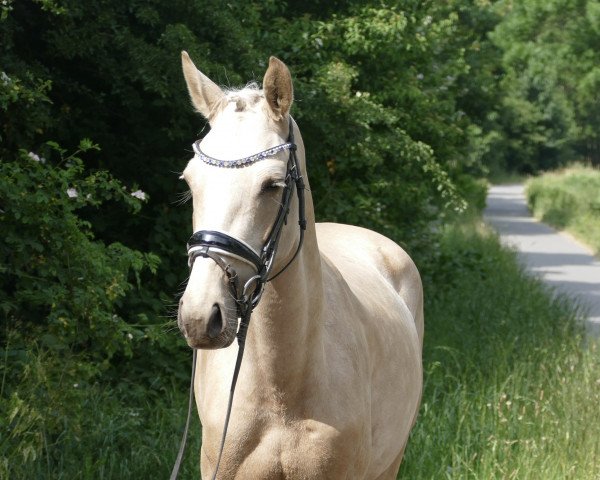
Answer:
[192, 140, 294, 168]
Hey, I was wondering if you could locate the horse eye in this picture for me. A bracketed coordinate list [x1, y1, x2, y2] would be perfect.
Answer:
[260, 180, 285, 193]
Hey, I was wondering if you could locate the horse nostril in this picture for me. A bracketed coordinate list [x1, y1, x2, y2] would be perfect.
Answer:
[207, 304, 223, 339]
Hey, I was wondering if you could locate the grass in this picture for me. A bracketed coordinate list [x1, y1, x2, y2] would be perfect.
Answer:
[3, 215, 599, 479]
[1, 350, 202, 479]
[526, 165, 600, 254]
[399, 218, 600, 479]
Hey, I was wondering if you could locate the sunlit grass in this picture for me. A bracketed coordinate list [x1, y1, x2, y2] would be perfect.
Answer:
[526, 165, 600, 254]
[400, 218, 600, 479]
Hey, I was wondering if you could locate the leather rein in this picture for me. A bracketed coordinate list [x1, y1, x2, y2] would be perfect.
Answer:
[170, 117, 306, 480]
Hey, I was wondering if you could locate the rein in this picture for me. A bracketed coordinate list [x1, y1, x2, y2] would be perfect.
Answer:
[170, 117, 306, 480]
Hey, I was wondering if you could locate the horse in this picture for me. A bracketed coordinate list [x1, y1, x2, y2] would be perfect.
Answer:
[177, 51, 423, 479]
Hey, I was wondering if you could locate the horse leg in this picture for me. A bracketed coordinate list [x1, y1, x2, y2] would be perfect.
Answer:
[373, 446, 406, 480]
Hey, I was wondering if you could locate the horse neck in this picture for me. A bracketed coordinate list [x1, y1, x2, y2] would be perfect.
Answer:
[244, 183, 324, 396]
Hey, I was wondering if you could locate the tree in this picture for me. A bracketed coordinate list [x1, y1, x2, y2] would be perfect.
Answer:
[490, 0, 600, 171]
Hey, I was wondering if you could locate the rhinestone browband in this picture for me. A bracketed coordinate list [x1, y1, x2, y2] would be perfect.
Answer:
[192, 140, 294, 168]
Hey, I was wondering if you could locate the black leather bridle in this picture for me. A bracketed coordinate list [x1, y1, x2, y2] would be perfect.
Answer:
[170, 117, 306, 480]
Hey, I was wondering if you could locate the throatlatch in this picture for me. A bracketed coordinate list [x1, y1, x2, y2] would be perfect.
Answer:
[170, 117, 306, 480]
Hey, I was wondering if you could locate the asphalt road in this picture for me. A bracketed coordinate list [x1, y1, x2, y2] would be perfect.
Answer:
[484, 184, 600, 336]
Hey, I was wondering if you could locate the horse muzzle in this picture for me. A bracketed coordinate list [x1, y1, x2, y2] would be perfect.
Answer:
[178, 298, 237, 349]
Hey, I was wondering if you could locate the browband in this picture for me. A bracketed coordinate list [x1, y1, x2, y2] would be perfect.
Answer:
[192, 141, 294, 168]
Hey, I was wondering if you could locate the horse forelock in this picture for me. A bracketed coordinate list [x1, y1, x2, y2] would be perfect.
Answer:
[224, 83, 263, 112]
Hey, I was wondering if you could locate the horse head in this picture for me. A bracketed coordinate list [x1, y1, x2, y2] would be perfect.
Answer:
[177, 52, 303, 349]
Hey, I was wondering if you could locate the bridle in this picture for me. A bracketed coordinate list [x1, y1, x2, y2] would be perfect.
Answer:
[170, 116, 306, 480]
[186, 116, 306, 311]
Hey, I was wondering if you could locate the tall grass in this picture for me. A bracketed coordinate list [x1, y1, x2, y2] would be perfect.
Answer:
[1, 347, 201, 479]
[526, 165, 600, 254]
[4, 217, 599, 479]
[400, 220, 600, 479]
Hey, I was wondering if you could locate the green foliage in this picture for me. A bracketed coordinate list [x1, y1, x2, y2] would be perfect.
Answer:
[1, 142, 159, 365]
[0, 0, 479, 264]
[258, 3, 476, 253]
[527, 166, 600, 253]
[0, 69, 53, 149]
[488, 0, 600, 172]
[453, 174, 488, 214]
[0, 142, 161, 471]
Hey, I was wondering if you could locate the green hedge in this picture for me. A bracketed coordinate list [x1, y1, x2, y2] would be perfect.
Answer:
[527, 166, 600, 253]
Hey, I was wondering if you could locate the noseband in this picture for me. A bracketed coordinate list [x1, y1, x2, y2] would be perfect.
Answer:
[171, 117, 306, 480]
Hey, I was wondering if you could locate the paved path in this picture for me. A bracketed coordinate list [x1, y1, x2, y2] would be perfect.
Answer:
[484, 184, 600, 336]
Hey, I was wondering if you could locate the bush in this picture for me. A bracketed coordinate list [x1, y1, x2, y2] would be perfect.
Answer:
[0, 142, 160, 471]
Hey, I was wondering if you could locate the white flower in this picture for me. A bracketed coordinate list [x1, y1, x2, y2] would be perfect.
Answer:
[28, 152, 47, 163]
[127, 333, 133, 340]
[131, 189, 146, 200]
[67, 188, 78, 198]
[1, 71, 10, 85]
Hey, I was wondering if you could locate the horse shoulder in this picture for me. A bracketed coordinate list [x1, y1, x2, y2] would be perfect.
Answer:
[315, 222, 423, 345]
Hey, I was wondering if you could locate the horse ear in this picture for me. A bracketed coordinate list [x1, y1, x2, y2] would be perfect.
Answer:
[263, 56, 293, 120]
[181, 51, 225, 121]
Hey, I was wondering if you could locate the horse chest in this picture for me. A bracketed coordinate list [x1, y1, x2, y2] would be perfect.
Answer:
[204, 418, 369, 479]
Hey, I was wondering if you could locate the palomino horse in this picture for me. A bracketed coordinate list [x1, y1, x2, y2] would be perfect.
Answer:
[177, 51, 423, 479]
